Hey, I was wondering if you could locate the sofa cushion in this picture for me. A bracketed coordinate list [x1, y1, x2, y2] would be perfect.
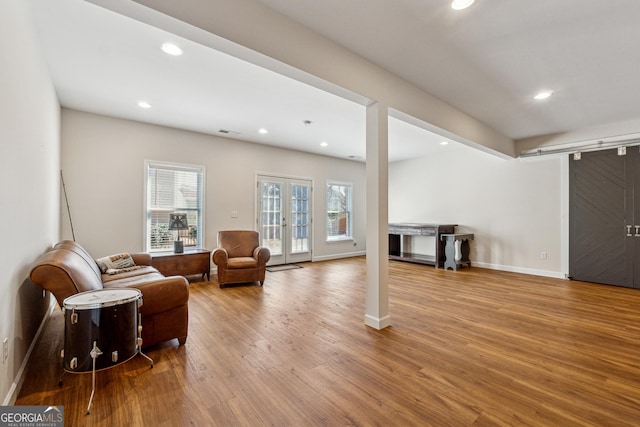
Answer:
[105, 277, 190, 316]
[101, 266, 160, 283]
[227, 257, 258, 269]
[102, 271, 166, 288]
[105, 266, 146, 275]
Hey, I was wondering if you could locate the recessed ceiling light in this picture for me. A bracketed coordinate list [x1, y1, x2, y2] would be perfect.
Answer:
[137, 101, 151, 109]
[259, 128, 268, 134]
[451, 0, 475, 10]
[440, 141, 449, 146]
[320, 141, 328, 147]
[534, 90, 553, 100]
[161, 42, 183, 56]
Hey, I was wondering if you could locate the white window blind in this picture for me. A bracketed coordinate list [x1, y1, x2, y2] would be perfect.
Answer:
[145, 161, 205, 252]
[327, 182, 353, 241]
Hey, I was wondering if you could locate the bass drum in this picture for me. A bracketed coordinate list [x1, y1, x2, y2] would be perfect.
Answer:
[62, 288, 142, 372]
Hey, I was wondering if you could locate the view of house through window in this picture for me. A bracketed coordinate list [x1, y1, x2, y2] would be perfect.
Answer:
[145, 161, 204, 252]
[327, 182, 353, 241]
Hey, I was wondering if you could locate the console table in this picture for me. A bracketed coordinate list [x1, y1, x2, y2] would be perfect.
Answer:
[388, 223, 456, 268]
[150, 249, 211, 280]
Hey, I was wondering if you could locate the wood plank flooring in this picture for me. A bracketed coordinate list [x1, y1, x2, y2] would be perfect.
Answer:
[16, 257, 640, 426]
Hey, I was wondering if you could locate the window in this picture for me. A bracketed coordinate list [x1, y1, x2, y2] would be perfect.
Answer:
[144, 161, 205, 252]
[327, 182, 353, 241]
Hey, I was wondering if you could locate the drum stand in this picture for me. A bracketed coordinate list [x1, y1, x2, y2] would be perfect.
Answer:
[59, 314, 154, 415]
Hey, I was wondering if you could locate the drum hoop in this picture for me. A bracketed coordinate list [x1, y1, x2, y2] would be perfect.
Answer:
[63, 289, 141, 310]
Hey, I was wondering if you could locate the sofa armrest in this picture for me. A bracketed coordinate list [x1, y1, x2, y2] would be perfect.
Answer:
[212, 248, 228, 267]
[253, 246, 271, 266]
[128, 276, 189, 317]
[131, 253, 152, 266]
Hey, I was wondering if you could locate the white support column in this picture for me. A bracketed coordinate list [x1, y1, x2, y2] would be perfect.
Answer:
[364, 102, 390, 330]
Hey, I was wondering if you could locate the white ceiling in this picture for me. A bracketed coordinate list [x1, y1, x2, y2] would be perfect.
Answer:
[256, 0, 640, 140]
[27, 0, 640, 161]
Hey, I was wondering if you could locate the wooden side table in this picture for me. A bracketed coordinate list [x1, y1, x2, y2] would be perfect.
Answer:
[150, 249, 211, 280]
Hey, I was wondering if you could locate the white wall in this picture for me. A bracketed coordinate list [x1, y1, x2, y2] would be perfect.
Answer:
[62, 108, 567, 276]
[389, 148, 564, 277]
[0, 1, 60, 404]
[61, 109, 366, 260]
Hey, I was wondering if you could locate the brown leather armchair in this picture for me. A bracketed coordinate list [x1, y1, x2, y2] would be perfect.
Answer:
[212, 230, 271, 287]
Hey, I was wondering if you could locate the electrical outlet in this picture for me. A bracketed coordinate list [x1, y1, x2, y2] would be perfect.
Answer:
[540, 251, 547, 260]
[3, 338, 8, 363]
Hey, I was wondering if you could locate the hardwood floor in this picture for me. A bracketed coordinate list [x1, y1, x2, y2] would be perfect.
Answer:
[16, 257, 640, 426]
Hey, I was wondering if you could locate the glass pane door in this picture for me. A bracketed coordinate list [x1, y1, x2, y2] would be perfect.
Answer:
[260, 178, 284, 264]
[258, 175, 312, 265]
[287, 179, 312, 263]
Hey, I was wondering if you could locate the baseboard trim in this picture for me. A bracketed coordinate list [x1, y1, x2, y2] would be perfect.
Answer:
[471, 261, 566, 279]
[2, 299, 56, 406]
[364, 314, 391, 330]
[312, 254, 566, 279]
[312, 251, 366, 262]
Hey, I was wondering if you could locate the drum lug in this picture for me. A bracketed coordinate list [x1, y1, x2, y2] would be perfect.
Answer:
[60, 349, 64, 359]
[70, 357, 78, 370]
[90, 342, 103, 359]
[71, 311, 78, 324]
[112, 351, 118, 363]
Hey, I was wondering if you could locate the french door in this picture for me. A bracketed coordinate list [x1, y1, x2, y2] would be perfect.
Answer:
[257, 175, 312, 265]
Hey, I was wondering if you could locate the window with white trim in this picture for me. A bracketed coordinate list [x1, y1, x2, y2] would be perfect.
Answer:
[144, 161, 205, 252]
[326, 182, 353, 241]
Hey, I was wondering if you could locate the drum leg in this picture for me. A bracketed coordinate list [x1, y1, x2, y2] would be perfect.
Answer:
[138, 314, 153, 368]
[86, 341, 103, 415]
[138, 342, 153, 368]
[58, 370, 66, 387]
[58, 348, 66, 386]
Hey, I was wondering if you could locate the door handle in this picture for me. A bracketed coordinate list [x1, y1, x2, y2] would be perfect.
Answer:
[282, 217, 287, 227]
[627, 225, 633, 236]
[635, 225, 640, 236]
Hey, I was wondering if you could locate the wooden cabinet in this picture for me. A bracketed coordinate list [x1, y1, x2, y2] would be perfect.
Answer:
[151, 249, 211, 281]
[389, 223, 456, 268]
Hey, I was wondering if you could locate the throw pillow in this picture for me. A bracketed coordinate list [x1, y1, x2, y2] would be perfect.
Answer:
[96, 253, 135, 273]
[106, 265, 145, 275]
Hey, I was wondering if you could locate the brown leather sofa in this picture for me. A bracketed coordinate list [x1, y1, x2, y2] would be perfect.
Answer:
[30, 240, 189, 348]
[212, 230, 270, 287]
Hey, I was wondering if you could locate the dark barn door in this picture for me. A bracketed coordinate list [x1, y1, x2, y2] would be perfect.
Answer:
[569, 148, 640, 288]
